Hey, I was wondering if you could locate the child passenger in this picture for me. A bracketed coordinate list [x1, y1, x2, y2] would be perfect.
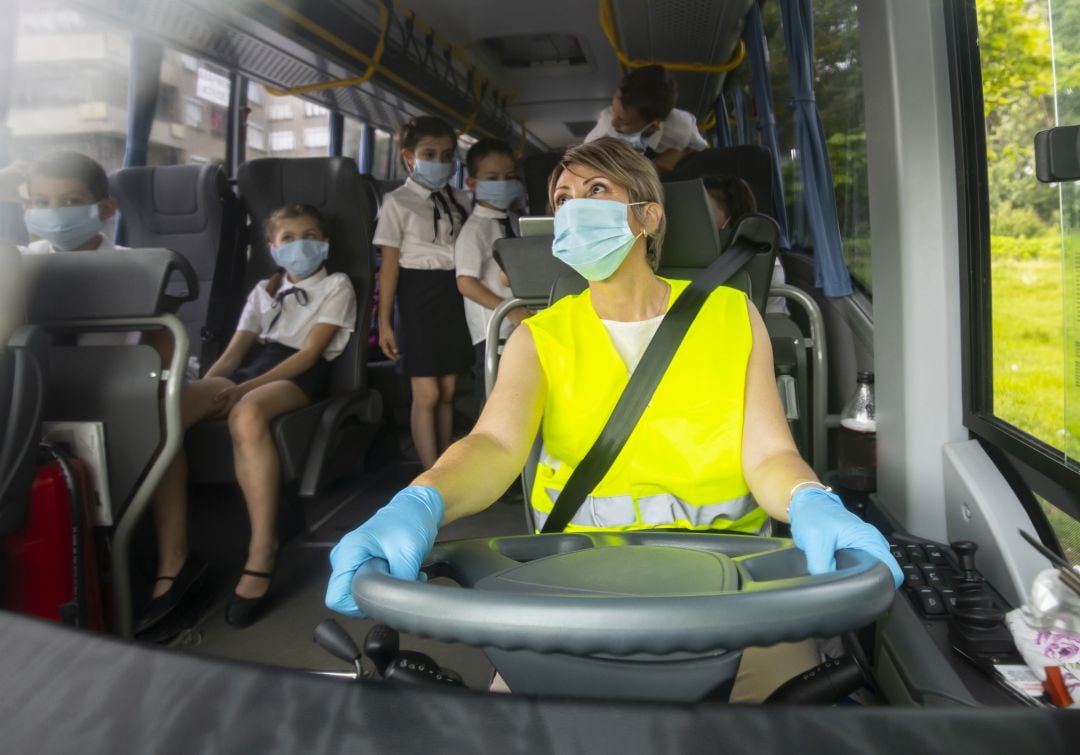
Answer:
[374, 115, 473, 469]
[455, 139, 530, 420]
[139, 204, 356, 631]
[585, 65, 707, 173]
[0, 152, 124, 254]
[704, 175, 788, 316]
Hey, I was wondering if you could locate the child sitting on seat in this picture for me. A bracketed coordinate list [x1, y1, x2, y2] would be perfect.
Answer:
[374, 115, 473, 470]
[455, 138, 531, 421]
[704, 175, 788, 316]
[0, 152, 124, 254]
[584, 65, 708, 173]
[140, 204, 356, 631]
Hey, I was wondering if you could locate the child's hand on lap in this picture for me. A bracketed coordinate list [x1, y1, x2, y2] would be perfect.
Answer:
[211, 383, 251, 417]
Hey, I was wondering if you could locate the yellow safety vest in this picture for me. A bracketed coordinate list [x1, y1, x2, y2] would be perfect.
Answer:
[524, 278, 768, 534]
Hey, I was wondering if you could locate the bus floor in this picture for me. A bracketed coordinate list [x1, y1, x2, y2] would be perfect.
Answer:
[146, 455, 529, 690]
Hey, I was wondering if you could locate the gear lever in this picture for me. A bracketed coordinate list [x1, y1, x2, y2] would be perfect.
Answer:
[950, 540, 983, 582]
[313, 619, 364, 679]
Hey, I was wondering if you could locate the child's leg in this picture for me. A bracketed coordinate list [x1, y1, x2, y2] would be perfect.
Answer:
[436, 373, 457, 454]
[151, 376, 235, 597]
[227, 380, 309, 598]
[410, 376, 441, 469]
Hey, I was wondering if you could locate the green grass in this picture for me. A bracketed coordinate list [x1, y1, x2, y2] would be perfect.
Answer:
[990, 235, 1065, 451]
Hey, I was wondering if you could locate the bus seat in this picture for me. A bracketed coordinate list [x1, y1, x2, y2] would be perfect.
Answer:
[185, 157, 382, 497]
[20, 248, 197, 636]
[357, 173, 381, 221]
[109, 164, 244, 372]
[523, 152, 562, 215]
[375, 179, 404, 200]
[671, 145, 776, 218]
[493, 235, 570, 301]
[0, 326, 46, 537]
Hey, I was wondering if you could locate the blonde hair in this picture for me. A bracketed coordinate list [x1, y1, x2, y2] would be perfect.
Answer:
[547, 138, 666, 269]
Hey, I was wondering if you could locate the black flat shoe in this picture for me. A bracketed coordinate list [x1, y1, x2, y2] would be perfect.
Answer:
[136, 554, 209, 636]
[225, 568, 275, 628]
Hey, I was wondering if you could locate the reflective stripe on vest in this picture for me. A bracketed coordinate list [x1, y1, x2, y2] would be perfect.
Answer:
[532, 488, 769, 534]
[524, 279, 761, 535]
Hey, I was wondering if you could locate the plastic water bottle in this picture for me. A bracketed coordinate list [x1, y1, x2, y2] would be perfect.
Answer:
[838, 371, 877, 493]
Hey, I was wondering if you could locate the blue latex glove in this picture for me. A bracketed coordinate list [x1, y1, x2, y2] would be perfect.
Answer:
[788, 487, 904, 589]
[325, 485, 445, 617]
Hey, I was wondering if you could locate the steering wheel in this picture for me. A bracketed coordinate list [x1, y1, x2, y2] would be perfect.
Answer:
[351, 531, 895, 657]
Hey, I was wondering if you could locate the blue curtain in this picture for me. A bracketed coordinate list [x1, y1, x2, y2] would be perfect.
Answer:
[744, 4, 790, 248]
[358, 123, 374, 174]
[329, 112, 344, 157]
[712, 92, 733, 148]
[779, 0, 852, 296]
[733, 86, 752, 146]
[122, 36, 163, 168]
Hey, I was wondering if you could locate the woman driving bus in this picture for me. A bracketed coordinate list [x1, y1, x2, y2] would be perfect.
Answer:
[326, 138, 903, 696]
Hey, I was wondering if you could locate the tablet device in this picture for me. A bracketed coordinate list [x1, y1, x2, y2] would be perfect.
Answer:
[518, 216, 554, 237]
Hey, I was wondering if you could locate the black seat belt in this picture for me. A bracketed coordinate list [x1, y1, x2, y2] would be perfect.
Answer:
[539, 238, 762, 534]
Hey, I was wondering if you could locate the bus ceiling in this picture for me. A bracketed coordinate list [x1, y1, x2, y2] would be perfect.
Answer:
[67, 0, 755, 151]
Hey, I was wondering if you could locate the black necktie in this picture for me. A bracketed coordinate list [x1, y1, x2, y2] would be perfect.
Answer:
[431, 190, 457, 241]
[498, 216, 516, 239]
[267, 286, 308, 336]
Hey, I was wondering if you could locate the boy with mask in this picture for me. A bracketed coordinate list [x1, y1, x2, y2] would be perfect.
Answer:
[584, 65, 708, 174]
[0, 152, 124, 254]
[455, 139, 530, 420]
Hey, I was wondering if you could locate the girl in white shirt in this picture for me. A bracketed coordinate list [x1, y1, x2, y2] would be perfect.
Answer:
[374, 116, 473, 470]
[140, 204, 356, 632]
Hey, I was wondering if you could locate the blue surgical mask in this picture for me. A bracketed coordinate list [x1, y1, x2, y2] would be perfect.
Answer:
[474, 179, 522, 210]
[411, 159, 455, 190]
[24, 204, 104, 251]
[552, 198, 647, 281]
[612, 128, 647, 150]
[271, 239, 329, 279]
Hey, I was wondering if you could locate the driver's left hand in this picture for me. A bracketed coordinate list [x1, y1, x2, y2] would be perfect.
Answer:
[788, 487, 904, 588]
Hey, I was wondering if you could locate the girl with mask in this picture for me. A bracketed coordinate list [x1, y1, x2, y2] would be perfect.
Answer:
[140, 204, 356, 632]
[374, 116, 473, 470]
[326, 138, 902, 700]
[455, 138, 529, 422]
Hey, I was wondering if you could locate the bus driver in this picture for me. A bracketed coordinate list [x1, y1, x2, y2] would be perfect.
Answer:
[326, 138, 903, 700]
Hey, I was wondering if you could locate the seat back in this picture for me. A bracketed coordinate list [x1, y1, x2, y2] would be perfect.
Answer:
[493, 235, 572, 301]
[110, 164, 244, 369]
[237, 157, 375, 396]
[357, 173, 381, 221]
[671, 145, 776, 217]
[0, 328, 46, 537]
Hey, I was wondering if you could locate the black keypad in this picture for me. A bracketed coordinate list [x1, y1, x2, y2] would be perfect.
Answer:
[890, 544, 907, 564]
[919, 564, 949, 588]
[937, 587, 958, 612]
[925, 546, 949, 566]
[905, 544, 929, 564]
[902, 564, 925, 589]
[915, 586, 947, 616]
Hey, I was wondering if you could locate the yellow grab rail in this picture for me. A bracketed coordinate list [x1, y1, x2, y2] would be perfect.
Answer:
[599, 0, 746, 74]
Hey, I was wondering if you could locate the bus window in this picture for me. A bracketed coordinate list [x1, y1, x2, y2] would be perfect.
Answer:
[6, 1, 131, 172]
[245, 89, 331, 160]
[971, 0, 1079, 564]
[372, 127, 396, 179]
[763, 0, 871, 291]
[148, 49, 232, 167]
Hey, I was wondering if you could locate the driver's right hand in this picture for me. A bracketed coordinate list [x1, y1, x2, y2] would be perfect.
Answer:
[325, 485, 445, 617]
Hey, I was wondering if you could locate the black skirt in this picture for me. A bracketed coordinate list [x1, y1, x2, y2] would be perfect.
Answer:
[395, 268, 473, 377]
[228, 341, 331, 401]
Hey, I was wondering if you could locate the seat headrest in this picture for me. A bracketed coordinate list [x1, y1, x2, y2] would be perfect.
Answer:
[493, 236, 573, 300]
[110, 164, 227, 237]
[671, 145, 775, 217]
[658, 179, 723, 271]
[237, 157, 374, 283]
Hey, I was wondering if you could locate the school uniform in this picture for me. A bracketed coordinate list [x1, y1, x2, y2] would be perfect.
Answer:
[233, 268, 356, 400]
[374, 177, 473, 377]
[19, 234, 138, 346]
[585, 107, 709, 154]
[455, 204, 519, 419]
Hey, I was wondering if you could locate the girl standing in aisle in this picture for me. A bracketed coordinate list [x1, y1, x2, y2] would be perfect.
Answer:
[374, 116, 473, 468]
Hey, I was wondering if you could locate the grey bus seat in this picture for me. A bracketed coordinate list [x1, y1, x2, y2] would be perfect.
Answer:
[375, 179, 404, 200]
[358, 173, 381, 221]
[109, 164, 244, 371]
[185, 157, 381, 497]
[670, 145, 776, 217]
[20, 248, 197, 636]
[493, 235, 572, 301]
[0, 327, 47, 537]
